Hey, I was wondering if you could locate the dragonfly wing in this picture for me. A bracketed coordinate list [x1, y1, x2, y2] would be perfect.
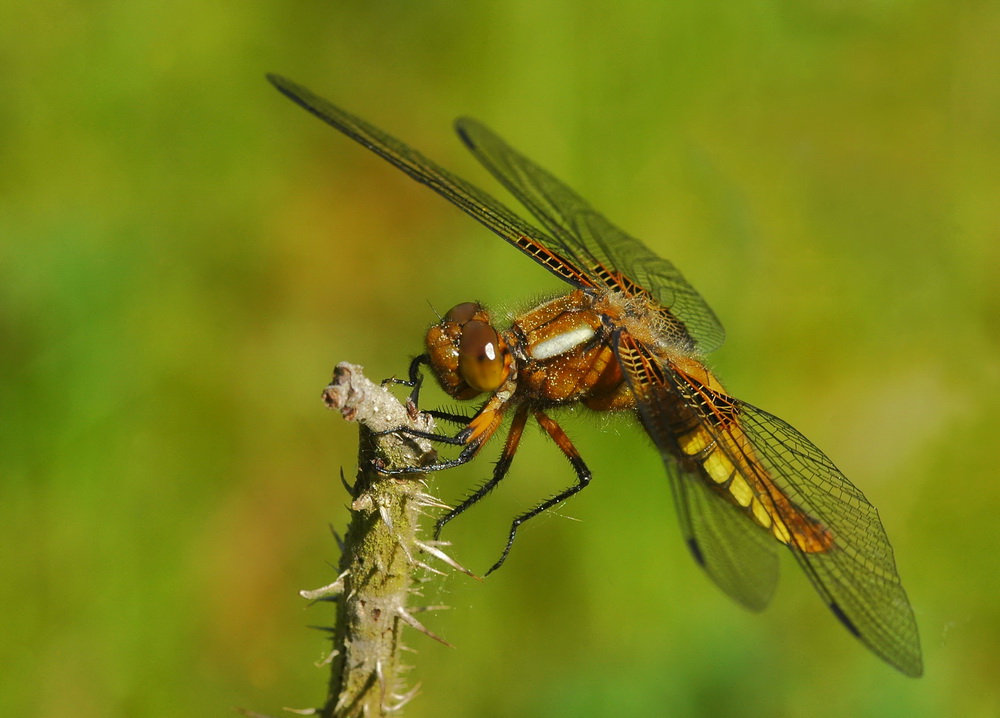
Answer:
[614, 331, 778, 610]
[614, 330, 922, 676]
[734, 402, 924, 677]
[267, 75, 590, 290]
[456, 118, 725, 354]
[666, 455, 780, 611]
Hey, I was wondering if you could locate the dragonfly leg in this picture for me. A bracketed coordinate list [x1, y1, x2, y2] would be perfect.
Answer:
[375, 427, 478, 476]
[381, 354, 426, 388]
[377, 400, 505, 476]
[381, 353, 436, 409]
[379, 448, 480, 475]
[422, 407, 474, 425]
[380, 353, 473, 426]
[434, 405, 530, 539]
[485, 410, 592, 575]
[378, 424, 470, 445]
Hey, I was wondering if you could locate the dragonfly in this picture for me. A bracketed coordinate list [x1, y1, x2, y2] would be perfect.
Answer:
[268, 74, 923, 677]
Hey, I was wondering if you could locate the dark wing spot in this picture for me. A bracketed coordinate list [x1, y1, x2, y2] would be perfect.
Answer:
[829, 600, 862, 638]
[687, 537, 706, 567]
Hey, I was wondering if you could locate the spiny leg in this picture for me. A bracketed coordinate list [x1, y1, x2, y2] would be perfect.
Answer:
[485, 410, 592, 576]
[422, 407, 474, 426]
[381, 354, 428, 398]
[374, 415, 482, 475]
[381, 355, 469, 425]
[377, 401, 505, 476]
[375, 426, 480, 476]
[434, 405, 530, 540]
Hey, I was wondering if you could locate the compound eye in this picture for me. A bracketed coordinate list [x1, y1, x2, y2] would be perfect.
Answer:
[445, 302, 480, 324]
[458, 320, 506, 393]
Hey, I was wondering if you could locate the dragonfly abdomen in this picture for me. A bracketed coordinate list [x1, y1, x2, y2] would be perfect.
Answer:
[667, 363, 834, 554]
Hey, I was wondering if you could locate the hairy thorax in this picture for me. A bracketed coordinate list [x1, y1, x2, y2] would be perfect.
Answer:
[507, 288, 697, 411]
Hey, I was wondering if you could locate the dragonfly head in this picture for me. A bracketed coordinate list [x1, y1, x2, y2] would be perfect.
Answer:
[426, 302, 512, 400]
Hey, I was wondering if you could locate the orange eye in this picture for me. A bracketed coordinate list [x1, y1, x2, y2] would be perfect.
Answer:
[445, 302, 480, 324]
[458, 320, 506, 393]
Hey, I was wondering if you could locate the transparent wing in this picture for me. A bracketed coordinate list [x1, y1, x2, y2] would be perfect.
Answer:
[268, 75, 596, 290]
[614, 331, 922, 676]
[666, 456, 780, 612]
[457, 118, 725, 354]
[615, 332, 778, 610]
[735, 403, 923, 677]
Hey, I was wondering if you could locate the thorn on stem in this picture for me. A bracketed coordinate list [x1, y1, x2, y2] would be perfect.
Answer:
[300, 569, 350, 601]
[396, 607, 455, 649]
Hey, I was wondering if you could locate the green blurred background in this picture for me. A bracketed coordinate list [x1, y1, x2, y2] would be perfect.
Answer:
[4, 1, 998, 715]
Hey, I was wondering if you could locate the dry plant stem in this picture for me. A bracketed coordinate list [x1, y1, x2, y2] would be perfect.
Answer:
[316, 362, 439, 718]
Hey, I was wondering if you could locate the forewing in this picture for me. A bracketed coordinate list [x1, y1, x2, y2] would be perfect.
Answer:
[614, 332, 778, 611]
[268, 75, 592, 289]
[457, 118, 725, 353]
[734, 403, 923, 677]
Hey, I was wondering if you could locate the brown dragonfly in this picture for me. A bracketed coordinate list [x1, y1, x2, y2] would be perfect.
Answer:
[269, 74, 923, 677]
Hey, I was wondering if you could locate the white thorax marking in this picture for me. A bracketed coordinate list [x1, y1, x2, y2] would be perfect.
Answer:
[530, 325, 597, 361]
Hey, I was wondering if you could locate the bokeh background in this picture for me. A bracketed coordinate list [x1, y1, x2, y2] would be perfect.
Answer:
[4, 1, 998, 716]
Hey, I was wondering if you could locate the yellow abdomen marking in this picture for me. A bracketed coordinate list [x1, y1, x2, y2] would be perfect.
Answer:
[677, 422, 831, 552]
